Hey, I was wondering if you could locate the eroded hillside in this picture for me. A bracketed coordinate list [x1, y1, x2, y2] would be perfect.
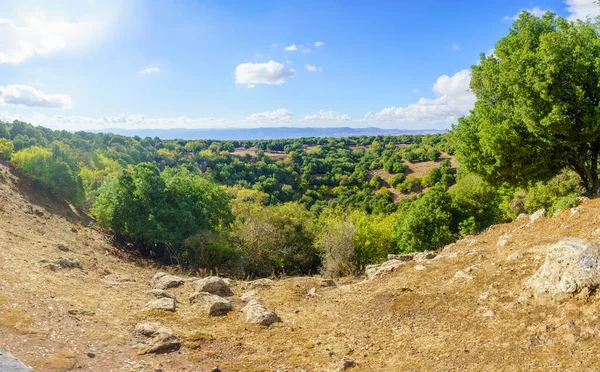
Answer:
[2, 160, 600, 371]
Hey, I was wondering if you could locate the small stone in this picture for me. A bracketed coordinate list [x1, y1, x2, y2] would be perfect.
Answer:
[151, 272, 184, 290]
[194, 277, 234, 296]
[320, 279, 336, 287]
[143, 298, 176, 312]
[240, 291, 259, 302]
[570, 208, 581, 217]
[307, 287, 317, 297]
[454, 271, 474, 280]
[144, 289, 176, 301]
[506, 251, 523, 261]
[57, 244, 74, 252]
[135, 322, 180, 354]
[87, 352, 95, 358]
[529, 209, 546, 223]
[54, 258, 82, 269]
[242, 301, 281, 326]
[337, 357, 355, 370]
[483, 310, 495, 317]
[248, 278, 275, 288]
[414, 265, 425, 271]
[189, 292, 232, 316]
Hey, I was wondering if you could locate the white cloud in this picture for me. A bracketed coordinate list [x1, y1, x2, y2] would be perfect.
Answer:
[364, 69, 474, 129]
[304, 64, 317, 72]
[284, 44, 298, 52]
[303, 109, 350, 124]
[302, 48, 311, 54]
[412, 89, 420, 93]
[284, 57, 292, 65]
[139, 67, 159, 75]
[248, 108, 294, 122]
[451, 43, 460, 51]
[0, 11, 103, 64]
[314, 41, 324, 47]
[0, 85, 72, 109]
[566, 0, 600, 20]
[235, 60, 296, 87]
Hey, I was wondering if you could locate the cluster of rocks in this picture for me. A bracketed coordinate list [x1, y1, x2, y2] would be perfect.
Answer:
[365, 251, 437, 279]
[137, 273, 282, 354]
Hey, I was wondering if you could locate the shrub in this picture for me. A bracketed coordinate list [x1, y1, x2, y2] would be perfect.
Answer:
[316, 214, 356, 278]
[0, 138, 14, 159]
[397, 174, 422, 193]
[388, 173, 406, 187]
[11, 143, 84, 204]
[394, 187, 455, 252]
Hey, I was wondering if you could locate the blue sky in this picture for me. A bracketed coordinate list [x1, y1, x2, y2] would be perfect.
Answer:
[0, 0, 598, 130]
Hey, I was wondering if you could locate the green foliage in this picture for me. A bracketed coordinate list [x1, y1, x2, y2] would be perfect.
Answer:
[397, 174, 422, 193]
[452, 12, 600, 196]
[0, 138, 14, 159]
[449, 174, 500, 235]
[92, 163, 232, 266]
[394, 187, 455, 252]
[11, 143, 84, 204]
[388, 173, 406, 188]
[231, 194, 318, 277]
[523, 170, 584, 215]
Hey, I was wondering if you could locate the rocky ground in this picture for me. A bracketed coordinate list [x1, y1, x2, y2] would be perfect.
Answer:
[2, 160, 600, 371]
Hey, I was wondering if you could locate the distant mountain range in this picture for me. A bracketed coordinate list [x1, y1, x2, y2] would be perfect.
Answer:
[91, 127, 447, 140]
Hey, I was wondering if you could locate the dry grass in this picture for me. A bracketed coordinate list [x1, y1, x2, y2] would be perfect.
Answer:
[3, 160, 600, 371]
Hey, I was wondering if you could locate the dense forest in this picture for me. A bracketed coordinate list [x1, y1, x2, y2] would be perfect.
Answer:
[0, 114, 583, 278]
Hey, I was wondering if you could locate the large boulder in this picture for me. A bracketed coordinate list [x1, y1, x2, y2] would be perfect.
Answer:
[151, 272, 185, 290]
[194, 277, 234, 296]
[134, 322, 181, 354]
[143, 298, 176, 312]
[242, 301, 281, 326]
[525, 238, 600, 299]
[365, 259, 405, 280]
[189, 292, 232, 316]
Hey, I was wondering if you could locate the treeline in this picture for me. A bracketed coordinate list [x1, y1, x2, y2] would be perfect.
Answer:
[0, 118, 584, 278]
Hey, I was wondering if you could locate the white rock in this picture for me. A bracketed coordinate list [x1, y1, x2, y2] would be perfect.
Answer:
[414, 265, 426, 271]
[189, 292, 232, 316]
[240, 291, 259, 302]
[365, 259, 405, 280]
[525, 237, 600, 299]
[454, 271, 474, 280]
[134, 322, 180, 354]
[242, 301, 281, 326]
[143, 298, 176, 312]
[483, 309, 495, 317]
[307, 287, 317, 297]
[151, 272, 184, 290]
[194, 276, 233, 296]
[529, 209, 546, 223]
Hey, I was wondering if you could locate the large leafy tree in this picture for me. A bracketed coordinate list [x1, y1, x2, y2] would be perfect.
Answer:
[452, 11, 600, 196]
[92, 163, 233, 260]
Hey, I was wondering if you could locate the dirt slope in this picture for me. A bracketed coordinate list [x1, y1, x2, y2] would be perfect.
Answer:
[2, 160, 600, 371]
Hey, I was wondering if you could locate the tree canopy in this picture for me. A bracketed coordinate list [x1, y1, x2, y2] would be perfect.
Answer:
[452, 11, 600, 195]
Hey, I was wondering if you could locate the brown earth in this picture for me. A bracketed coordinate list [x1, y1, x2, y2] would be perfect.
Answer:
[2, 160, 600, 371]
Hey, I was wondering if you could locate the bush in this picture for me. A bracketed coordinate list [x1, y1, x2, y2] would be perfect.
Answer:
[11, 143, 84, 204]
[92, 163, 233, 266]
[449, 174, 500, 234]
[388, 173, 406, 187]
[316, 214, 356, 278]
[232, 199, 318, 277]
[394, 187, 455, 252]
[397, 174, 422, 193]
[0, 138, 14, 159]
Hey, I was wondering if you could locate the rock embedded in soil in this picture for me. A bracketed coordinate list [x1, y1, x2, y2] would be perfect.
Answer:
[151, 272, 185, 290]
[337, 357, 356, 370]
[525, 237, 600, 299]
[194, 276, 234, 296]
[48, 258, 82, 270]
[0, 346, 33, 371]
[414, 250, 436, 261]
[143, 297, 176, 312]
[144, 289, 176, 301]
[134, 322, 181, 354]
[365, 259, 405, 280]
[240, 291, 259, 302]
[189, 292, 232, 316]
[242, 300, 281, 326]
[320, 278, 336, 287]
[248, 278, 275, 288]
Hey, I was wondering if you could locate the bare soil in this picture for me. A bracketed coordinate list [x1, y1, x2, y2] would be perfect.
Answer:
[2, 160, 600, 371]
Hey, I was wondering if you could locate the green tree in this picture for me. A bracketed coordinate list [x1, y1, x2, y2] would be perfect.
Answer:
[452, 12, 600, 196]
[0, 138, 14, 159]
[394, 187, 454, 252]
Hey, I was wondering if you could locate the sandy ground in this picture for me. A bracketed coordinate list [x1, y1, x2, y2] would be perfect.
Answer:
[2, 159, 600, 371]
